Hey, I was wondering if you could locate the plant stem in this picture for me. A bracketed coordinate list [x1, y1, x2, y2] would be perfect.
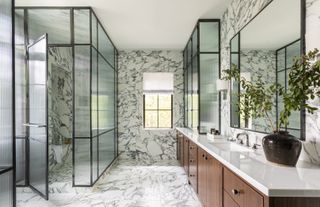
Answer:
[264, 110, 276, 132]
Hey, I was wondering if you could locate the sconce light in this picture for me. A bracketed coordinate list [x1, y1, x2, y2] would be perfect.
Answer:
[216, 79, 229, 100]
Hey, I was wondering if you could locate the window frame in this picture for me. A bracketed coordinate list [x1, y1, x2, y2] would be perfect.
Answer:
[143, 94, 173, 129]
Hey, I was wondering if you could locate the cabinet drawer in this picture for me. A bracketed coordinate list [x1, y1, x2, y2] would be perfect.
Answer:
[189, 142, 197, 157]
[224, 190, 240, 207]
[224, 168, 263, 207]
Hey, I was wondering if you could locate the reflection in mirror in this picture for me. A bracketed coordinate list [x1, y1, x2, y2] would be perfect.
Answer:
[229, 0, 303, 138]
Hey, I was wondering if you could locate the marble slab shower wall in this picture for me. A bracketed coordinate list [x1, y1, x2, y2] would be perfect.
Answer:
[48, 47, 73, 170]
[118, 51, 183, 160]
[220, 0, 320, 164]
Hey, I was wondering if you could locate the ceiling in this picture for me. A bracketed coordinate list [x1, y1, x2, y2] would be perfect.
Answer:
[16, 0, 232, 50]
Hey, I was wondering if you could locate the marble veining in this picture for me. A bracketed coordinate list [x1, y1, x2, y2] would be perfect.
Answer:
[240, 49, 277, 132]
[220, 0, 320, 165]
[17, 159, 201, 207]
[118, 51, 184, 161]
[48, 47, 73, 171]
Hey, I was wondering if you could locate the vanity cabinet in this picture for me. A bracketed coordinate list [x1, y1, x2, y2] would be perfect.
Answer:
[188, 141, 198, 191]
[224, 168, 264, 207]
[183, 136, 189, 174]
[177, 132, 184, 165]
[198, 147, 223, 207]
[176, 130, 320, 207]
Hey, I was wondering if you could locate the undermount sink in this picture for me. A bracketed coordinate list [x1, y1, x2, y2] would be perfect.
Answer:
[212, 142, 254, 153]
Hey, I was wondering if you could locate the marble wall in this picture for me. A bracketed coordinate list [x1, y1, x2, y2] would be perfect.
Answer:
[48, 47, 73, 170]
[240, 49, 276, 132]
[118, 51, 184, 160]
[220, 0, 320, 164]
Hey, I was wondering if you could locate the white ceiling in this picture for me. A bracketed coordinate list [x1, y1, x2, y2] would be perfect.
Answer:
[16, 0, 232, 50]
[241, 0, 300, 50]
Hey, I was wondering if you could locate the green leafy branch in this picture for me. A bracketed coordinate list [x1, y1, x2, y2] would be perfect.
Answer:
[223, 49, 320, 133]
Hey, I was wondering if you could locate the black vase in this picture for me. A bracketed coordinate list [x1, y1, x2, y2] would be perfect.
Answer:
[262, 131, 302, 166]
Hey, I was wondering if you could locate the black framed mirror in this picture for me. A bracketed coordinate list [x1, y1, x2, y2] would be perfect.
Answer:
[229, 0, 306, 140]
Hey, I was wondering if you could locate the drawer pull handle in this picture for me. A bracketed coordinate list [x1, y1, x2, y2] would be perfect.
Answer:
[189, 146, 194, 150]
[189, 174, 195, 177]
[232, 189, 240, 195]
[205, 157, 208, 160]
[202, 154, 205, 158]
[189, 159, 194, 163]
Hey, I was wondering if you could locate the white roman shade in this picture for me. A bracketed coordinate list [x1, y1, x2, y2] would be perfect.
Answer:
[143, 72, 174, 94]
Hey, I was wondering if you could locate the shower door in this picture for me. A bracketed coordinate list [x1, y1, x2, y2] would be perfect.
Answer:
[26, 34, 49, 200]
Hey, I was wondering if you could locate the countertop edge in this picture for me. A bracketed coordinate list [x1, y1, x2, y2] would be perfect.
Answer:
[176, 128, 320, 198]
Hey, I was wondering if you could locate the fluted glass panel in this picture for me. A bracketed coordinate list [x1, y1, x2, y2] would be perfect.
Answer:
[98, 24, 114, 67]
[16, 138, 26, 185]
[99, 130, 115, 175]
[199, 54, 219, 133]
[74, 138, 91, 185]
[199, 22, 219, 52]
[98, 54, 114, 132]
[187, 40, 192, 65]
[92, 136, 98, 181]
[91, 12, 98, 48]
[15, 9, 25, 45]
[15, 45, 27, 137]
[28, 9, 71, 44]
[277, 49, 285, 71]
[192, 56, 198, 129]
[91, 48, 98, 136]
[192, 27, 198, 56]
[74, 9, 90, 44]
[0, 0, 13, 167]
[0, 171, 13, 207]
[74, 46, 90, 137]
[286, 40, 300, 68]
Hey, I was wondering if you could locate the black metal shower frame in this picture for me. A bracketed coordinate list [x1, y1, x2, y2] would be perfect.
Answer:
[14, 6, 119, 188]
[182, 19, 221, 134]
[228, 0, 306, 140]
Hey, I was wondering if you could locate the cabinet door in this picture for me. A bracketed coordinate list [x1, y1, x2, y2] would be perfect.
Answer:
[224, 191, 240, 207]
[207, 155, 223, 207]
[245, 184, 264, 207]
[180, 136, 184, 166]
[198, 148, 207, 206]
[189, 142, 198, 192]
[183, 137, 189, 174]
[176, 132, 180, 161]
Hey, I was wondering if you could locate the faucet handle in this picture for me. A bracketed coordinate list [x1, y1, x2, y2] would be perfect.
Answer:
[252, 143, 261, 150]
[238, 139, 244, 145]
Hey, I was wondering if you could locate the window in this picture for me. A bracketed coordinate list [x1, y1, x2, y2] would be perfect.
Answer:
[143, 73, 174, 128]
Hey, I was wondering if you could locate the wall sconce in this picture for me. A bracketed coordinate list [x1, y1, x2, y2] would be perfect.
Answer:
[216, 79, 229, 100]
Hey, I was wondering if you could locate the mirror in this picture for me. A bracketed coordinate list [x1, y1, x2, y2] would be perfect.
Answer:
[229, 0, 305, 139]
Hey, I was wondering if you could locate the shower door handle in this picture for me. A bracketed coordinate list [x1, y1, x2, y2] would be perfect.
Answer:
[23, 123, 47, 128]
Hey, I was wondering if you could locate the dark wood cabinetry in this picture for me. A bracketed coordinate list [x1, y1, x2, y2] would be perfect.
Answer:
[188, 141, 198, 191]
[183, 136, 189, 174]
[224, 167, 264, 207]
[198, 147, 223, 207]
[177, 132, 184, 165]
[176, 131, 320, 207]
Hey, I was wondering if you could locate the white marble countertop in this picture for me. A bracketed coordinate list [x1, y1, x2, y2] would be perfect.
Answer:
[176, 127, 320, 197]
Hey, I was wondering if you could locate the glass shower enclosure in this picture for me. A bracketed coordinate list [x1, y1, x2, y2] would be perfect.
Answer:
[14, 7, 119, 199]
[0, 0, 15, 206]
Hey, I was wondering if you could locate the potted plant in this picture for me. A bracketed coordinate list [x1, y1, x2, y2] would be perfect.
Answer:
[222, 49, 320, 166]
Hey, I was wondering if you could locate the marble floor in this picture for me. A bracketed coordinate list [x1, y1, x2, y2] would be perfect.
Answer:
[17, 159, 202, 207]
